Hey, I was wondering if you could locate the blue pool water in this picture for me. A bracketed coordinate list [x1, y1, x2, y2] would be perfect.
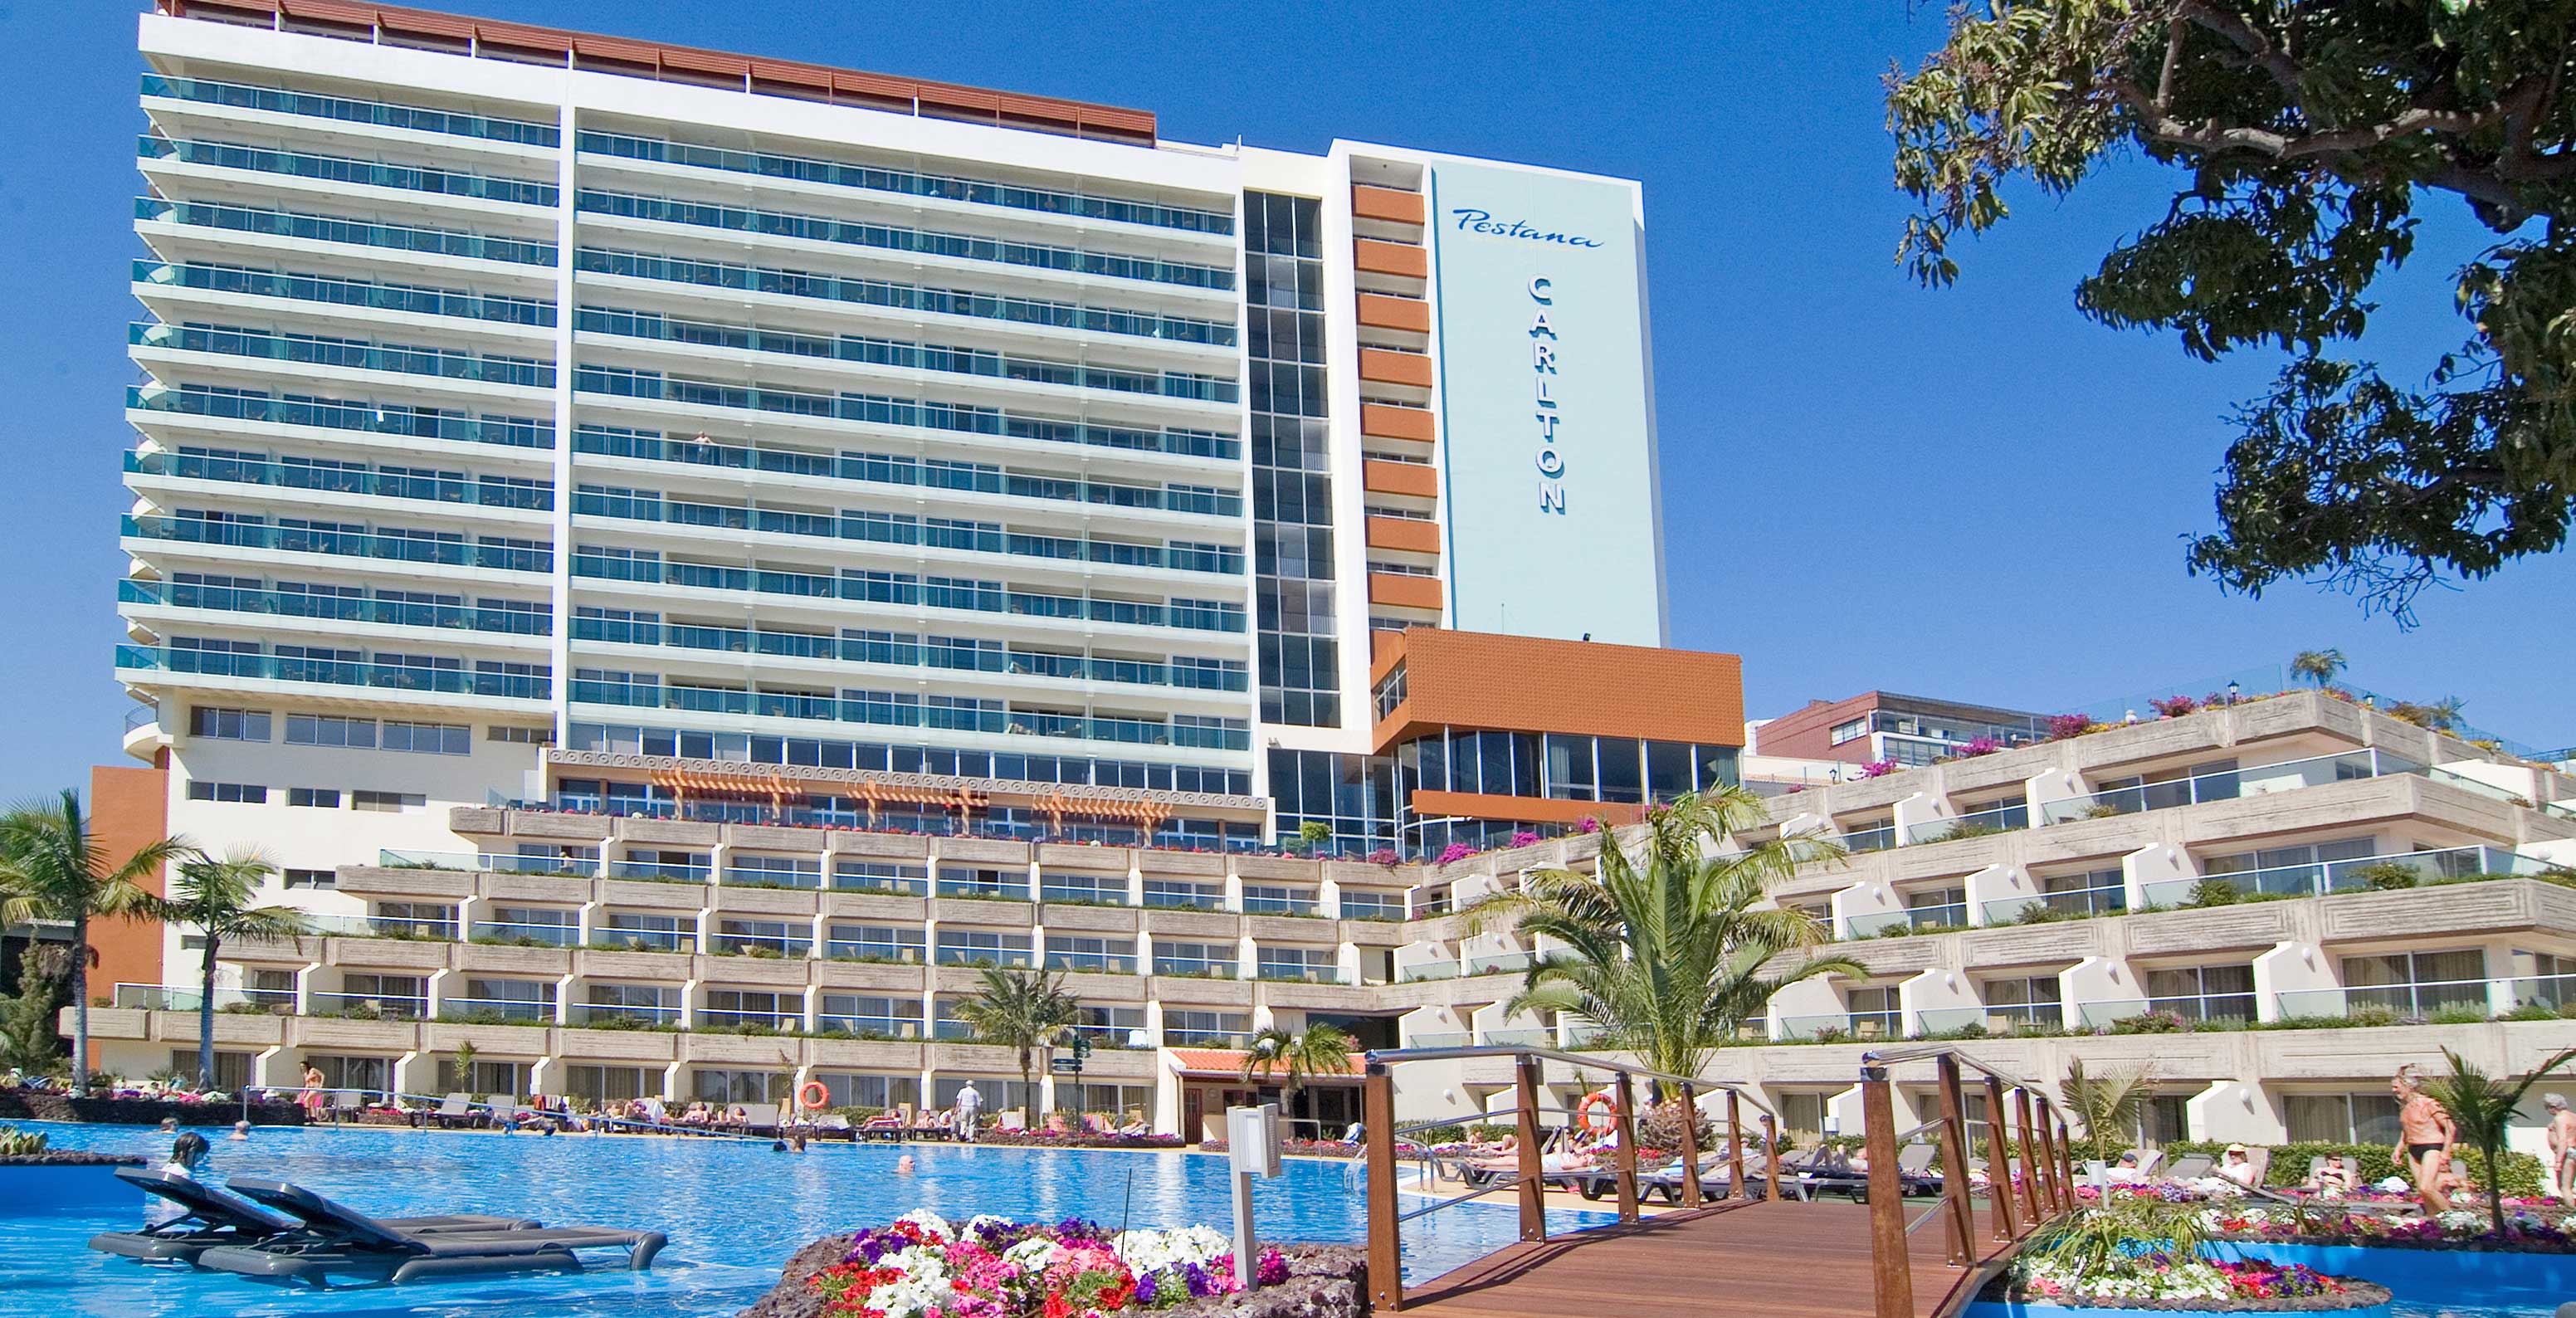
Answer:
[3, 1122, 1606, 1318]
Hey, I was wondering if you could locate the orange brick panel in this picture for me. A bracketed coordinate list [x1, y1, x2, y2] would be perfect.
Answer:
[1365, 516, 1442, 555]
[1361, 460, 1438, 499]
[86, 764, 170, 1056]
[1352, 185, 1427, 226]
[1356, 294, 1432, 334]
[1359, 349, 1434, 389]
[1360, 403, 1435, 443]
[1368, 574, 1445, 612]
[1369, 629, 1744, 749]
[1354, 239, 1429, 279]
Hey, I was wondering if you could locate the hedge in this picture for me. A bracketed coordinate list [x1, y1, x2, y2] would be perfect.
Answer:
[2164, 1139, 2544, 1197]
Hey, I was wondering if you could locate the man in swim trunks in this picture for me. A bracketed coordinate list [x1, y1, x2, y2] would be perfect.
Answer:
[2547, 1094, 2576, 1203]
[2393, 1065, 2456, 1214]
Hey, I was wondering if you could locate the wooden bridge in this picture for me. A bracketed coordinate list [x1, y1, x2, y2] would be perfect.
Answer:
[1357, 1046, 2082, 1318]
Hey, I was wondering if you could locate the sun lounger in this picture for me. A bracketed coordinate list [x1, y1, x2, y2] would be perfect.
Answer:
[326, 1089, 366, 1124]
[432, 1093, 478, 1130]
[2161, 1153, 2215, 1182]
[89, 1169, 537, 1264]
[857, 1114, 905, 1142]
[198, 1177, 663, 1286]
[739, 1102, 781, 1135]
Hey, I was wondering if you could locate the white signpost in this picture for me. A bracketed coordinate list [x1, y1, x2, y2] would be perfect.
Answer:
[1224, 1103, 1282, 1291]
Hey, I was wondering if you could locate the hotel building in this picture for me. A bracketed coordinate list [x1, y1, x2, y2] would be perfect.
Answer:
[85, 2, 2576, 1154]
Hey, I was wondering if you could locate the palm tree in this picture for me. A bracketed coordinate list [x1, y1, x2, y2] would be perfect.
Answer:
[1471, 788, 1861, 1081]
[0, 790, 190, 1096]
[2061, 1059, 2153, 1161]
[2289, 649, 2348, 688]
[952, 965, 1081, 1124]
[1240, 1022, 1356, 1127]
[2419, 1047, 2576, 1235]
[149, 850, 309, 1090]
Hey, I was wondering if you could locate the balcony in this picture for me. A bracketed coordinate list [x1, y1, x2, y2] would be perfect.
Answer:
[116, 646, 549, 702]
[2076, 992, 2258, 1029]
[817, 1013, 925, 1040]
[1045, 950, 1139, 975]
[2139, 844, 2554, 907]
[307, 991, 427, 1020]
[113, 984, 293, 1013]
[567, 1002, 681, 1028]
[1361, 458, 1438, 500]
[1913, 1003, 2063, 1035]
[1981, 880, 2127, 925]
[468, 918, 581, 948]
[438, 997, 557, 1024]
[1775, 1009, 1903, 1042]
[1900, 801, 2029, 846]
[383, 850, 600, 878]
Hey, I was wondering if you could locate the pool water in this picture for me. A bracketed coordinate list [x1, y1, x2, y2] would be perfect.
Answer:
[4, 1122, 1607, 1318]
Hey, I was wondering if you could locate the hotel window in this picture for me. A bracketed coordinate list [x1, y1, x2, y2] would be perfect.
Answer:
[1041, 872, 1127, 906]
[818, 1072, 922, 1110]
[1162, 1009, 1250, 1047]
[1829, 719, 1868, 746]
[827, 925, 923, 963]
[2286, 1092, 2404, 1145]
[169, 1049, 253, 1090]
[1154, 941, 1236, 978]
[1046, 935, 1137, 974]
[190, 706, 271, 741]
[1371, 664, 1407, 721]
[1982, 975, 2062, 1026]
[303, 1055, 393, 1093]
[2038, 867, 2125, 915]
[351, 789, 424, 812]
[727, 856, 822, 889]
[1845, 985, 1900, 1037]
[2339, 949, 2489, 1017]
[714, 918, 809, 957]
[371, 902, 455, 939]
[283, 867, 334, 889]
[564, 1065, 658, 1103]
[187, 781, 267, 803]
[934, 1077, 1032, 1113]
[692, 1069, 788, 1105]
[487, 725, 554, 744]
[286, 788, 339, 808]
[383, 720, 470, 754]
[1059, 1083, 1152, 1118]
[935, 930, 1033, 968]
[1247, 192, 1339, 729]
[1778, 1091, 1829, 1140]
[437, 1058, 530, 1096]
[596, 912, 690, 953]
[2144, 964, 2257, 1023]
[285, 714, 374, 748]
[832, 862, 926, 894]
[702, 990, 796, 1028]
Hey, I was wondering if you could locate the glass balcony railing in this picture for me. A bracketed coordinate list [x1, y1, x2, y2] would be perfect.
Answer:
[2276, 978, 2500, 1021]
[2038, 749, 2414, 826]
[1039, 882, 1133, 908]
[935, 876, 1031, 903]
[569, 490, 1243, 578]
[306, 991, 426, 1019]
[1774, 1010, 1902, 1041]
[125, 380, 551, 448]
[113, 983, 294, 1013]
[1044, 951, 1139, 975]
[603, 860, 710, 885]
[571, 616, 1247, 693]
[290, 912, 454, 941]
[568, 1002, 681, 1027]
[117, 645, 549, 701]
[1396, 959, 1460, 983]
[1254, 962, 1346, 984]
[564, 546, 1242, 633]
[568, 678, 1247, 750]
[708, 931, 812, 958]
[817, 1014, 924, 1038]
[575, 188, 1230, 291]
[129, 323, 554, 390]
[135, 195, 558, 266]
[1900, 801, 2031, 846]
[120, 579, 552, 637]
[1840, 825, 1895, 853]
[575, 307, 1237, 403]
[573, 247, 1232, 349]
[140, 76, 562, 146]
[470, 920, 581, 947]
[1240, 894, 1321, 917]
[1152, 959, 1237, 979]
[1981, 883, 2127, 925]
[592, 927, 694, 954]
[2426, 765, 2576, 820]
[1914, 1003, 2062, 1035]
[130, 261, 555, 331]
[1337, 894, 1407, 921]
[934, 944, 1034, 968]
[141, 134, 559, 207]
[1160, 1029, 1250, 1048]
[2139, 845, 2554, 907]
[724, 867, 824, 891]
[1463, 950, 1539, 976]
[2076, 993, 2259, 1028]
[1143, 888, 1227, 911]
[124, 514, 553, 574]
[1405, 1031, 1471, 1050]
[698, 1006, 803, 1030]
[381, 849, 598, 877]
[439, 997, 557, 1023]
[1478, 1028, 1554, 1047]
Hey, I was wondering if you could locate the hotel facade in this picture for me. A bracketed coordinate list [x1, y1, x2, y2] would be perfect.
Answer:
[86, 2, 2576, 1153]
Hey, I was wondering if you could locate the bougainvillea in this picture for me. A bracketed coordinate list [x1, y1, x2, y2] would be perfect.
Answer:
[811, 1211, 1289, 1318]
[1857, 759, 1899, 779]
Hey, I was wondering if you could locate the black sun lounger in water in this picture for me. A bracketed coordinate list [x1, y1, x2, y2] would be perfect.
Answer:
[87, 1169, 540, 1264]
[195, 1177, 665, 1286]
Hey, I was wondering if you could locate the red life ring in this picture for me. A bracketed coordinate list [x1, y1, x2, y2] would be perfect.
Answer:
[798, 1081, 830, 1111]
[1576, 1088, 1620, 1134]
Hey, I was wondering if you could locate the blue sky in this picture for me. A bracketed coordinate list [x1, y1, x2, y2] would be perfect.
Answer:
[1, 1, 2565, 803]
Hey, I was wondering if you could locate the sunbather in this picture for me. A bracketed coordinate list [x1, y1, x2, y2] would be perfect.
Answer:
[2305, 1159, 2354, 1196]
[2217, 1145, 2261, 1190]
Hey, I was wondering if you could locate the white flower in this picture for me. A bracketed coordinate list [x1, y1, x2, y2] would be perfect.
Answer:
[1115, 1225, 1232, 1272]
[2437, 1209, 2485, 1232]
[897, 1208, 956, 1241]
[1003, 1237, 1061, 1271]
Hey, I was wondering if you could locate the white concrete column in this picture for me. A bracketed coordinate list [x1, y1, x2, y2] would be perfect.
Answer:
[1890, 790, 1950, 847]
[1766, 976, 1843, 1040]
[1900, 967, 1983, 1035]
[2124, 842, 2197, 910]
[2025, 768, 2085, 825]
[1960, 863, 2030, 927]
[2252, 940, 2335, 1022]
[552, 972, 578, 1025]
[2187, 1080, 2283, 1145]
[1829, 878, 1903, 940]
[2061, 955, 2140, 1029]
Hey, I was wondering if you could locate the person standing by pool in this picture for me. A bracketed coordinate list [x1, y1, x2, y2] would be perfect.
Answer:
[954, 1081, 983, 1143]
[2394, 1064, 2457, 1214]
[299, 1064, 326, 1119]
[2547, 1095, 2576, 1203]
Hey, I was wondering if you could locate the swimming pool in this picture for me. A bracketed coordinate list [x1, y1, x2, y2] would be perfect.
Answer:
[3, 1122, 1608, 1318]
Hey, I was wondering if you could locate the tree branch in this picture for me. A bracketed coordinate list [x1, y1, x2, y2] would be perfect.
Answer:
[2176, 0, 2304, 100]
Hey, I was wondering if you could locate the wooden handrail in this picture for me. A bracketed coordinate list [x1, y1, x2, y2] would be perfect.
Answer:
[1860, 1071, 1910, 1318]
[1514, 1057, 1544, 1242]
[1727, 1091, 1748, 1200]
[2013, 1086, 2045, 1220]
[1363, 1070, 1403, 1311]
[1933, 1055, 1977, 1267]
[1674, 1081, 1703, 1208]
[1762, 1113, 1781, 1201]
[1983, 1074, 2019, 1242]
[1612, 1071, 1641, 1222]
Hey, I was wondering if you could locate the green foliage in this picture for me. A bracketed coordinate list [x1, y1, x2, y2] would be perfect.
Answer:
[1239, 1022, 1356, 1111]
[1889, 2, 2576, 619]
[150, 850, 306, 1091]
[1296, 821, 1332, 847]
[2062, 1059, 2152, 1161]
[2289, 650, 2348, 687]
[1411, 1123, 1467, 1145]
[2417, 1047, 2576, 1233]
[2185, 877, 2242, 908]
[2028, 1197, 2212, 1281]
[2354, 862, 2422, 891]
[0, 789, 192, 1096]
[0, 946, 66, 1076]
[0, 1125, 50, 1156]
[2164, 1138, 2544, 1196]
[1471, 789, 1861, 1080]
[954, 965, 1081, 1120]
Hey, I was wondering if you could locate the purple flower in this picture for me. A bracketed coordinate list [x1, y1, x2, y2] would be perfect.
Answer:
[1133, 1270, 1159, 1305]
[1256, 1248, 1290, 1286]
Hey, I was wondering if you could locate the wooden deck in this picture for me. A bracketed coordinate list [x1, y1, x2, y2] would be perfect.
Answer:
[1395, 1198, 2024, 1318]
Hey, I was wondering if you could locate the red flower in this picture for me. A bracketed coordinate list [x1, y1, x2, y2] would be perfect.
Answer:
[1044, 1291, 1074, 1318]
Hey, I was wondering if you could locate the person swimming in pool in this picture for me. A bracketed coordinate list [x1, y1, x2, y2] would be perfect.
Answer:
[2394, 1064, 2456, 1215]
[895, 1154, 916, 1175]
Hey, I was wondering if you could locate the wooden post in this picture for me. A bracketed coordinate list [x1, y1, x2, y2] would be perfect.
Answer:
[1861, 1071, 1911, 1318]
[2056, 1117, 2078, 1206]
[1726, 1091, 1748, 1201]
[1612, 1071, 1640, 1223]
[1362, 1068, 1403, 1312]
[1983, 1075, 2017, 1242]
[1514, 1057, 1546, 1242]
[1933, 1055, 1976, 1267]
[2013, 1086, 2043, 1223]
[1761, 1113, 1781, 1203]
[2031, 1098, 2061, 1216]
[1674, 1082, 1702, 1208]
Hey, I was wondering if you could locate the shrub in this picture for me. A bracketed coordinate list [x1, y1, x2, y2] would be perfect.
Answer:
[1576, 817, 1602, 834]
[2353, 861, 2421, 891]
[2109, 1010, 2187, 1035]
[2430, 1003, 2491, 1025]
[1635, 1097, 1714, 1154]
[2047, 712, 2095, 740]
[1412, 1123, 1466, 1144]
[0, 1126, 50, 1156]
[1858, 759, 1899, 779]
[2150, 694, 2198, 718]
[1508, 831, 1541, 848]
[1954, 736, 2003, 758]
[1434, 842, 1477, 865]
[2185, 877, 2242, 908]
[1365, 847, 1399, 865]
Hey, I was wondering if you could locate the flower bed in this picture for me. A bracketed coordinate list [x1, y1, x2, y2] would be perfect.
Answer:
[2203, 1204, 2576, 1252]
[2001, 1255, 2388, 1310]
[0, 1091, 305, 1126]
[736, 1212, 1364, 1318]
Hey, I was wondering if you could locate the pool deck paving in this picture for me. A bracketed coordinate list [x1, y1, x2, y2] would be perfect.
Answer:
[1396, 1198, 2022, 1318]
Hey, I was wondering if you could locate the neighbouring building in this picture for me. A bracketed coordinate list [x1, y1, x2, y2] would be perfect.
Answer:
[1752, 691, 2054, 769]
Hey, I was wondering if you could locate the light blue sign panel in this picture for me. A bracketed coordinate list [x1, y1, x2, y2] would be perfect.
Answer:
[1428, 160, 1663, 646]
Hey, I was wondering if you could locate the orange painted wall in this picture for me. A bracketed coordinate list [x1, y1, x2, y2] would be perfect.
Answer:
[1372, 628, 1744, 752]
[87, 764, 169, 1030]
[1350, 185, 1426, 225]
